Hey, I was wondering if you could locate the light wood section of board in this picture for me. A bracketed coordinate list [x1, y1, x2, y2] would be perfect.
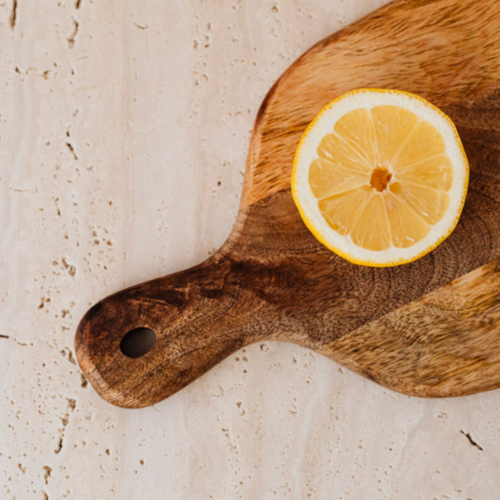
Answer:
[242, 0, 500, 207]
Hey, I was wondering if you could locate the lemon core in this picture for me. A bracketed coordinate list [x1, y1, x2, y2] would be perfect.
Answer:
[370, 167, 392, 192]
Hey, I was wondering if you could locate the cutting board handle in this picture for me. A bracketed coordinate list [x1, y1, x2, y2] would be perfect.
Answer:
[75, 252, 270, 408]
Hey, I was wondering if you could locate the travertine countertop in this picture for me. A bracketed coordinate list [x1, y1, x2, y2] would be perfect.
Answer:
[1, 1, 499, 498]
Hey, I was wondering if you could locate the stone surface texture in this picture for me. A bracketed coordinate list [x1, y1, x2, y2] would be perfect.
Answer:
[1, 0, 499, 499]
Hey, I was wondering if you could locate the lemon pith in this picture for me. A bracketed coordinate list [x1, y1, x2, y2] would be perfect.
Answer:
[292, 89, 469, 267]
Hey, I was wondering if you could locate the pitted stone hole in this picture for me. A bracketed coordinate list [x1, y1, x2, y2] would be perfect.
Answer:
[120, 328, 156, 358]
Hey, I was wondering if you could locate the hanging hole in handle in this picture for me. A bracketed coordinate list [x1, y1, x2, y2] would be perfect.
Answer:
[120, 328, 157, 358]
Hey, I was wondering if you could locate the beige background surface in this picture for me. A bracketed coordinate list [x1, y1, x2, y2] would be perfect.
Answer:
[1, 0, 499, 499]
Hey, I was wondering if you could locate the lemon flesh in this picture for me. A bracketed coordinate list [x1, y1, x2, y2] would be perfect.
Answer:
[292, 89, 469, 267]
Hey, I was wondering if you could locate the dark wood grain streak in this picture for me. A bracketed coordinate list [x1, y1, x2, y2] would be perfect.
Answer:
[76, 0, 500, 408]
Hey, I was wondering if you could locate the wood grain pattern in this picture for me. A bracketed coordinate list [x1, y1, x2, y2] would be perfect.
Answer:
[242, 0, 500, 207]
[319, 259, 500, 398]
[76, 0, 500, 408]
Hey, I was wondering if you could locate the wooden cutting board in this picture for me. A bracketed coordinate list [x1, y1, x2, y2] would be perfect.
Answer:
[76, 0, 500, 408]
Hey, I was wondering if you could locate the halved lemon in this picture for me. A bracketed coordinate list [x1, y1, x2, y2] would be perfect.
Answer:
[292, 89, 469, 267]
